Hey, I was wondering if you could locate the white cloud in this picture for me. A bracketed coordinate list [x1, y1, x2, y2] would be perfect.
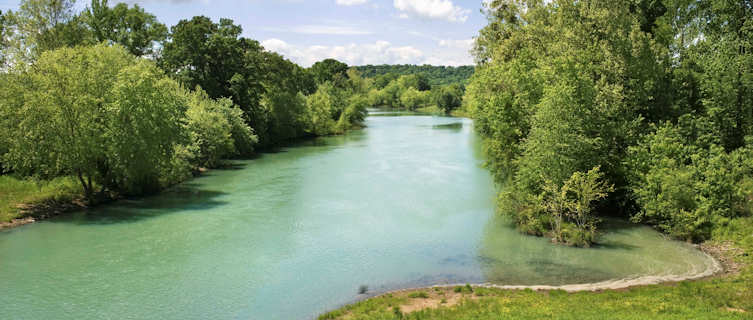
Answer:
[336, 0, 368, 5]
[261, 38, 472, 67]
[439, 38, 474, 49]
[263, 24, 372, 35]
[393, 0, 470, 23]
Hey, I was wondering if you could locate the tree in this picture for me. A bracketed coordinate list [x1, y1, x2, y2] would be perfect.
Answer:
[0, 10, 8, 67]
[310, 58, 348, 85]
[397, 74, 430, 91]
[4, 0, 77, 61]
[306, 82, 340, 136]
[184, 88, 239, 169]
[0, 44, 187, 198]
[562, 166, 613, 246]
[435, 84, 463, 114]
[160, 16, 260, 103]
[84, 0, 168, 57]
[399, 87, 423, 110]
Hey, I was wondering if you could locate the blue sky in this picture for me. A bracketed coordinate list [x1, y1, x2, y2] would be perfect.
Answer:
[1, 0, 488, 66]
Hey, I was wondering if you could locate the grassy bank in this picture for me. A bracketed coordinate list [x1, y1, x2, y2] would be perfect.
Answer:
[0, 175, 84, 223]
[319, 218, 753, 319]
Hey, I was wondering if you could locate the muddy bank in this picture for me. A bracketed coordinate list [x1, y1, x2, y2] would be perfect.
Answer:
[0, 198, 91, 231]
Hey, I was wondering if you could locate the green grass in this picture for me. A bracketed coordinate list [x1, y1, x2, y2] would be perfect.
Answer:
[0, 175, 83, 222]
[407, 292, 429, 299]
[319, 218, 753, 319]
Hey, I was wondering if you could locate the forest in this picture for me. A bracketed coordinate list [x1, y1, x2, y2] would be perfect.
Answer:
[0, 0, 369, 214]
[467, 0, 753, 246]
[354, 64, 474, 86]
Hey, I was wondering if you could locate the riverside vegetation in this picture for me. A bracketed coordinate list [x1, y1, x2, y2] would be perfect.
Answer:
[0, 0, 470, 224]
[322, 0, 753, 318]
[466, 0, 753, 246]
[1, 0, 751, 318]
[0, 0, 370, 222]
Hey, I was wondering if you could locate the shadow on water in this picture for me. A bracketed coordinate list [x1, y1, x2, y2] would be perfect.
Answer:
[52, 183, 229, 226]
[431, 122, 463, 131]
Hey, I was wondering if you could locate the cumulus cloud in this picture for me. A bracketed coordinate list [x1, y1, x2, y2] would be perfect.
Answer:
[439, 38, 474, 49]
[393, 0, 470, 23]
[263, 24, 372, 35]
[261, 38, 472, 67]
[336, 0, 368, 5]
[262, 39, 425, 66]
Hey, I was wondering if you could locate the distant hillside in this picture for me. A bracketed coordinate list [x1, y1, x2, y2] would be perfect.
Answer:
[354, 65, 475, 86]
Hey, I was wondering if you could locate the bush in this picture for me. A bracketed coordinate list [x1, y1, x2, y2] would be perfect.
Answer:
[627, 123, 753, 242]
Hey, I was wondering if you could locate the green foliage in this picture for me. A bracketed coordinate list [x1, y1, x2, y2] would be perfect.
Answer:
[407, 292, 429, 299]
[160, 16, 261, 107]
[467, 0, 753, 245]
[0, 45, 187, 197]
[627, 123, 753, 242]
[0, 10, 7, 66]
[434, 84, 464, 114]
[310, 58, 349, 85]
[399, 87, 425, 110]
[84, 0, 168, 57]
[355, 65, 474, 86]
[159, 17, 357, 148]
[0, 175, 82, 222]
[3, 0, 77, 62]
[103, 59, 188, 195]
[185, 88, 246, 169]
[307, 82, 342, 136]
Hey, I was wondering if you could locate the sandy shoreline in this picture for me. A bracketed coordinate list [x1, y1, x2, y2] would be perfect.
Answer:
[335, 243, 731, 315]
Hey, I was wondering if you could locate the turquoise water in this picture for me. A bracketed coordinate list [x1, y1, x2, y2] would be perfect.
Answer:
[0, 114, 714, 319]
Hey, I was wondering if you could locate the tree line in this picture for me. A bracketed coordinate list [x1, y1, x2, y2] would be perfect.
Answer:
[467, 0, 753, 246]
[354, 64, 474, 86]
[0, 0, 367, 201]
[362, 72, 465, 114]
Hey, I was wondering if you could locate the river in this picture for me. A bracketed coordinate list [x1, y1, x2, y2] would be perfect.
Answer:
[0, 112, 716, 319]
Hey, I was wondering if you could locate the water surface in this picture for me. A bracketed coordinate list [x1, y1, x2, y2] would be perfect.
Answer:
[0, 114, 714, 319]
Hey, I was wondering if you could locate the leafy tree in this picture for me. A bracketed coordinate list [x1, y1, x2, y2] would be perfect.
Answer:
[307, 82, 340, 136]
[399, 87, 423, 110]
[3, 0, 77, 62]
[310, 58, 349, 85]
[0, 10, 8, 67]
[0, 45, 187, 198]
[435, 84, 463, 114]
[338, 95, 368, 131]
[84, 0, 168, 57]
[372, 72, 399, 89]
[185, 88, 239, 168]
[562, 167, 613, 246]
[397, 74, 430, 91]
[160, 16, 261, 105]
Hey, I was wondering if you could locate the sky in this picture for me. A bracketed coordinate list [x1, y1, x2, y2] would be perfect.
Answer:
[1, 0, 489, 66]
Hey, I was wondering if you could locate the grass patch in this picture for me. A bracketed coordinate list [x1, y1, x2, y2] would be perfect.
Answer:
[407, 292, 429, 299]
[0, 175, 83, 222]
[319, 217, 753, 319]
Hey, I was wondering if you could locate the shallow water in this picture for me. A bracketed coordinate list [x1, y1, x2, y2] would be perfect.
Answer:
[0, 114, 714, 320]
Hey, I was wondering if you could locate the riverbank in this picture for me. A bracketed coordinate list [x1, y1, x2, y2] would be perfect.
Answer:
[318, 217, 753, 319]
[0, 175, 88, 230]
